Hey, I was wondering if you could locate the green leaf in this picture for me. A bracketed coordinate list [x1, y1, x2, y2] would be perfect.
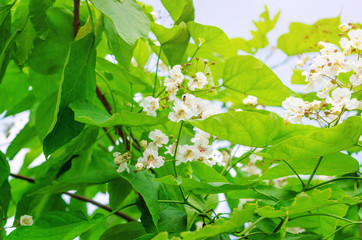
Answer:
[103, 17, 134, 68]
[223, 55, 293, 106]
[0, 3, 13, 84]
[26, 7, 74, 74]
[133, 38, 152, 67]
[261, 152, 359, 180]
[6, 123, 40, 160]
[161, 0, 194, 24]
[264, 116, 362, 160]
[232, 6, 280, 54]
[190, 111, 282, 148]
[108, 177, 133, 210]
[12, 0, 37, 65]
[7, 211, 103, 240]
[158, 206, 187, 232]
[0, 61, 29, 114]
[277, 17, 341, 55]
[0, 151, 11, 239]
[29, 0, 56, 39]
[91, 0, 150, 45]
[180, 204, 255, 239]
[151, 232, 168, 240]
[291, 68, 307, 85]
[43, 33, 96, 156]
[100, 222, 146, 240]
[121, 166, 161, 227]
[154, 175, 254, 194]
[187, 21, 235, 58]
[69, 99, 168, 128]
[151, 22, 190, 66]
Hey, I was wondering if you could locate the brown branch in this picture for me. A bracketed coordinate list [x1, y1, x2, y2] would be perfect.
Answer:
[10, 173, 35, 183]
[10, 173, 136, 222]
[96, 86, 113, 115]
[62, 192, 136, 222]
[73, 0, 81, 37]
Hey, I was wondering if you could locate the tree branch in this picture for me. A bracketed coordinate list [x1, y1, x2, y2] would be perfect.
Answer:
[9, 173, 136, 222]
[73, 0, 81, 37]
[62, 192, 136, 221]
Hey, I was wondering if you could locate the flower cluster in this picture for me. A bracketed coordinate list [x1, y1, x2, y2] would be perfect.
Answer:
[20, 215, 33, 226]
[283, 23, 362, 124]
[137, 129, 169, 170]
[113, 151, 132, 173]
[167, 127, 216, 166]
[166, 65, 221, 122]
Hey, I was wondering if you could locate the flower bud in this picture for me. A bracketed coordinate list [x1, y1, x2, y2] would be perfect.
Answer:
[196, 57, 200, 61]
[140, 140, 148, 148]
[135, 163, 144, 170]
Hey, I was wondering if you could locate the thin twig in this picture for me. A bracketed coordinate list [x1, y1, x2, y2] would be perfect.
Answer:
[9, 173, 136, 221]
[73, 0, 81, 37]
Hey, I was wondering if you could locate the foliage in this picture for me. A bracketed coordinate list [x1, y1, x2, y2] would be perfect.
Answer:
[0, 1, 361, 240]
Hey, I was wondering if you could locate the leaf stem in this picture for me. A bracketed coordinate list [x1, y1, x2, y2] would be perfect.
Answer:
[173, 121, 186, 200]
[239, 216, 265, 236]
[323, 222, 361, 240]
[152, 46, 162, 97]
[282, 159, 305, 189]
[96, 70, 117, 113]
[306, 177, 362, 191]
[303, 156, 323, 191]
[222, 148, 256, 176]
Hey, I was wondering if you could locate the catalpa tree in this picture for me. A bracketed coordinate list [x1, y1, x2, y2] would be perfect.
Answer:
[0, 0, 361, 239]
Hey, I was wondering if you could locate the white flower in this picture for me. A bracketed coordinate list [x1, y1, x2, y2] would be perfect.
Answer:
[176, 145, 200, 165]
[137, 148, 164, 169]
[316, 80, 335, 99]
[326, 88, 359, 113]
[340, 37, 352, 54]
[338, 23, 350, 32]
[199, 101, 222, 119]
[296, 60, 304, 67]
[191, 127, 210, 143]
[282, 97, 309, 123]
[188, 72, 208, 90]
[241, 164, 262, 176]
[273, 178, 288, 188]
[286, 227, 305, 234]
[169, 65, 184, 82]
[117, 162, 129, 173]
[139, 96, 160, 117]
[348, 29, 362, 50]
[165, 142, 176, 156]
[249, 154, 262, 164]
[243, 95, 258, 106]
[149, 129, 169, 147]
[307, 100, 322, 110]
[20, 215, 34, 226]
[302, 71, 324, 93]
[135, 163, 144, 170]
[168, 99, 197, 122]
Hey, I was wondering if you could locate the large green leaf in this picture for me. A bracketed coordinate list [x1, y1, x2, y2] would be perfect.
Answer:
[121, 166, 161, 227]
[180, 204, 255, 239]
[191, 111, 282, 148]
[7, 211, 103, 240]
[100, 222, 146, 240]
[161, 0, 194, 24]
[277, 17, 341, 55]
[91, 0, 150, 45]
[223, 55, 293, 106]
[29, 0, 56, 39]
[12, 0, 37, 65]
[26, 7, 74, 74]
[69, 99, 168, 128]
[103, 17, 134, 68]
[43, 33, 96, 156]
[154, 175, 254, 194]
[0, 61, 29, 114]
[0, 3, 13, 84]
[151, 22, 190, 66]
[187, 21, 235, 58]
[0, 151, 11, 239]
[264, 116, 362, 160]
[261, 152, 359, 180]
